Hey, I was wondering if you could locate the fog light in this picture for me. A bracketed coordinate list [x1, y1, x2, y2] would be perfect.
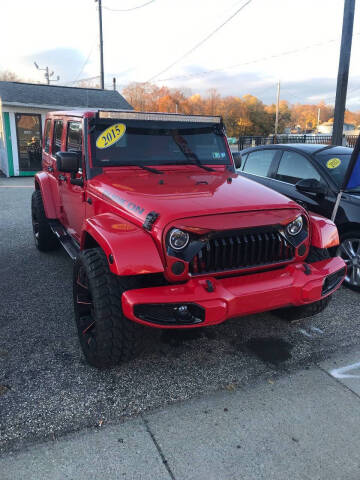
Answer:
[174, 305, 192, 322]
[172, 261, 185, 275]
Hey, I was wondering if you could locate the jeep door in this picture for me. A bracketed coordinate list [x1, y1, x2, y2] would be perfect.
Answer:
[56, 119, 85, 241]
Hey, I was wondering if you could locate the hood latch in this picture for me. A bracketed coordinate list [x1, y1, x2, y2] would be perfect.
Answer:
[143, 211, 160, 231]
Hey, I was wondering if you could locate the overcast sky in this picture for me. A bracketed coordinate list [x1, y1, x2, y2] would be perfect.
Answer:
[1, 0, 360, 109]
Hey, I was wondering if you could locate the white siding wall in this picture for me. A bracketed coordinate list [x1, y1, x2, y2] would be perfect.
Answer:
[2, 105, 66, 176]
[0, 99, 8, 176]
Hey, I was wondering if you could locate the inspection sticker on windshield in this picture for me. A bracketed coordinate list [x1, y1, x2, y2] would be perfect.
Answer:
[212, 152, 221, 159]
[326, 157, 341, 169]
[96, 123, 126, 149]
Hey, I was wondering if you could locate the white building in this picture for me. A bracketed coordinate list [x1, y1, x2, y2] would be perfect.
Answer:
[317, 121, 356, 135]
[0, 82, 132, 177]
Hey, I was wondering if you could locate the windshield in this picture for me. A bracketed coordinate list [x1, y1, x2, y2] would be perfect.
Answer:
[91, 120, 230, 168]
[315, 153, 360, 191]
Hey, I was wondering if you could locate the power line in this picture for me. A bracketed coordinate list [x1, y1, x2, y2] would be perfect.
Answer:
[74, 43, 96, 82]
[157, 32, 360, 83]
[64, 75, 100, 86]
[102, 0, 155, 12]
[146, 0, 252, 83]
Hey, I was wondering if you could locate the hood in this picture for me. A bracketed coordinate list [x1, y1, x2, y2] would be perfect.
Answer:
[89, 167, 301, 230]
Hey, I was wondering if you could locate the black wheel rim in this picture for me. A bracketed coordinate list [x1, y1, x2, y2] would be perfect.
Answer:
[31, 207, 40, 241]
[337, 238, 360, 288]
[75, 266, 96, 350]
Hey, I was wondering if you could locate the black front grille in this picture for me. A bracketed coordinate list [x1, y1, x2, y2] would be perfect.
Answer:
[189, 229, 295, 275]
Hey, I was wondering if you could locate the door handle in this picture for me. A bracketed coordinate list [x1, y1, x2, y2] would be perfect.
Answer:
[58, 174, 67, 182]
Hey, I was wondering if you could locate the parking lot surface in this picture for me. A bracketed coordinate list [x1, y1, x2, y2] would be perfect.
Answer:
[1, 177, 359, 454]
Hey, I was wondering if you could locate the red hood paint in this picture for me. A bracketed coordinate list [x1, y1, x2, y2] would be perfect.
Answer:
[88, 167, 303, 232]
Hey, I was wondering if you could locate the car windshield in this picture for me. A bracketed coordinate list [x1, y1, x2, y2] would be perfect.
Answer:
[91, 120, 230, 168]
[314, 153, 360, 192]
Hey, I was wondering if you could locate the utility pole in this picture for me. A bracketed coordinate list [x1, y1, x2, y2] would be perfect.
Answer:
[95, 0, 105, 89]
[317, 107, 321, 129]
[34, 62, 59, 85]
[274, 80, 280, 135]
[332, 0, 355, 145]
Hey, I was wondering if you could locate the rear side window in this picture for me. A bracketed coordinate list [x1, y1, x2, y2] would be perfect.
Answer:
[66, 122, 82, 153]
[44, 119, 51, 153]
[242, 150, 277, 177]
[275, 151, 321, 184]
[52, 120, 63, 155]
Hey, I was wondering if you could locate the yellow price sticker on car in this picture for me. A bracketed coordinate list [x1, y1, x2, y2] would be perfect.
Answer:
[326, 157, 341, 169]
[96, 123, 126, 149]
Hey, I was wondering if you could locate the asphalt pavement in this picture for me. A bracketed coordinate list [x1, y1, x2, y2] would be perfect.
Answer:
[1, 349, 360, 479]
[1, 177, 360, 469]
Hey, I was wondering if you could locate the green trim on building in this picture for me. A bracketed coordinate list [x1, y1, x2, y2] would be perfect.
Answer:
[19, 171, 36, 176]
[3, 112, 14, 176]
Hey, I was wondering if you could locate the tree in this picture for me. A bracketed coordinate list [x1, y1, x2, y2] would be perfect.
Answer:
[242, 95, 273, 135]
[265, 100, 292, 134]
[0, 70, 23, 82]
[204, 89, 221, 115]
[121, 81, 360, 136]
[218, 96, 249, 137]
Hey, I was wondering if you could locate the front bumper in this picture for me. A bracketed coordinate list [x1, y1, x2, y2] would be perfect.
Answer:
[122, 257, 346, 329]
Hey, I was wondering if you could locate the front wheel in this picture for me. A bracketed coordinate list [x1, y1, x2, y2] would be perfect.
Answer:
[336, 232, 360, 291]
[73, 248, 144, 368]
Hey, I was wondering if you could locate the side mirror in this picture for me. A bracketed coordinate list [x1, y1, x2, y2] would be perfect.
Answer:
[232, 152, 242, 169]
[56, 151, 80, 173]
[295, 178, 327, 196]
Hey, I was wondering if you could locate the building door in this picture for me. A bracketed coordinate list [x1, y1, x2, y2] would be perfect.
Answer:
[15, 113, 42, 173]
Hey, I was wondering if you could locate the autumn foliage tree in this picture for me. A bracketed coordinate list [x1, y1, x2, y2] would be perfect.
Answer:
[121, 82, 359, 137]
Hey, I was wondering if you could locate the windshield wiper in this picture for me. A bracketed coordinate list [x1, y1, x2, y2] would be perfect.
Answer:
[137, 164, 164, 174]
[172, 135, 215, 172]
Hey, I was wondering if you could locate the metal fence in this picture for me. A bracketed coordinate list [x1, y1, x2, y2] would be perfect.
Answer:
[237, 134, 358, 151]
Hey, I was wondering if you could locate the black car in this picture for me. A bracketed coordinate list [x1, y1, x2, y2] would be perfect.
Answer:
[236, 144, 360, 290]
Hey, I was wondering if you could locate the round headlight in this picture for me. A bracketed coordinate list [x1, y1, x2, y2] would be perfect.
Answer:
[286, 216, 303, 236]
[169, 229, 190, 250]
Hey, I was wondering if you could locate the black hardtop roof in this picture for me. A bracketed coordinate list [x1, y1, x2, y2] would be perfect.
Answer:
[241, 143, 353, 155]
[0, 81, 133, 110]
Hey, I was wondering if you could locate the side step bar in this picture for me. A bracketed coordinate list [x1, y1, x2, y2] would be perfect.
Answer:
[49, 220, 80, 261]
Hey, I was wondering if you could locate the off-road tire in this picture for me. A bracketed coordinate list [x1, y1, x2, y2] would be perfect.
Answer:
[73, 248, 144, 368]
[31, 190, 59, 251]
[273, 247, 331, 321]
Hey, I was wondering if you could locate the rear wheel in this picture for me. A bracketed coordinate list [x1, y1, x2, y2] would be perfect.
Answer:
[73, 248, 144, 368]
[31, 190, 59, 251]
[273, 247, 331, 321]
[336, 232, 360, 291]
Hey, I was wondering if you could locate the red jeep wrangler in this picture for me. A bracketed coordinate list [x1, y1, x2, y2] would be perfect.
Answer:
[32, 109, 346, 368]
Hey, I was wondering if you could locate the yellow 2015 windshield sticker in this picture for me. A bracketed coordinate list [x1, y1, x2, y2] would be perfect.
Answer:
[326, 157, 341, 169]
[96, 123, 126, 149]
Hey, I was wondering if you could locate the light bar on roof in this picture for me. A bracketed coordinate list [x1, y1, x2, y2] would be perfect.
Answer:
[98, 110, 221, 123]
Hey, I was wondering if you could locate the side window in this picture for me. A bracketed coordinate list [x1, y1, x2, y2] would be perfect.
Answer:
[275, 151, 321, 184]
[52, 120, 63, 156]
[66, 122, 83, 153]
[242, 150, 277, 177]
[44, 119, 51, 153]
